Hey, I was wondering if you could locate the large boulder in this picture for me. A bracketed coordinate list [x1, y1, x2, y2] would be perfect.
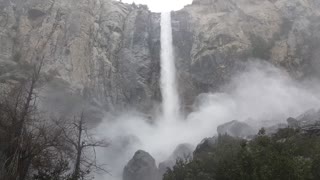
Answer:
[159, 143, 194, 175]
[123, 150, 161, 180]
[217, 120, 256, 138]
[287, 117, 300, 128]
[193, 137, 217, 159]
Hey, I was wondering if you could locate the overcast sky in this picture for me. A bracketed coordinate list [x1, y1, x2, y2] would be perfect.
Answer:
[119, 0, 193, 12]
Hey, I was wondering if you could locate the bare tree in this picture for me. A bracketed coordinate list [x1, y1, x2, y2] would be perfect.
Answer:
[0, 59, 66, 180]
[0, 59, 44, 180]
[0, 57, 110, 180]
[55, 111, 109, 180]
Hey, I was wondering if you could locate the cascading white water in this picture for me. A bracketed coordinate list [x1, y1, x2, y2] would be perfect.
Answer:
[160, 11, 181, 121]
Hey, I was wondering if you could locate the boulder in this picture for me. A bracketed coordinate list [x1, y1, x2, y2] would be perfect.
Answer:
[287, 117, 299, 128]
[217, 120, 256, 138]
[159, 143, 194, 175]
[123, 150, 161, 180]
[193, 137, 217, 159]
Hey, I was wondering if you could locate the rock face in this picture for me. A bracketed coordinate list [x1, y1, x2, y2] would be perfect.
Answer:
[217, 120, 256, 138]
[123, 150, 161, 180]
[1, 0, 320, 114]
[172, 0, 320, 107]
[0, 0, 161, 113]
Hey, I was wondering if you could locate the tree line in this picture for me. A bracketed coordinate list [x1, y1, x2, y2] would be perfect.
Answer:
[164, 128, 320, 180]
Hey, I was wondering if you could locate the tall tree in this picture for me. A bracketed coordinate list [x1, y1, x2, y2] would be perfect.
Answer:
[0, 59, 44, 180]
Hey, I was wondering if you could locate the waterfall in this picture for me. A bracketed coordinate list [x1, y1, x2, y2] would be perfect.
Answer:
[160, 11, 181, 121]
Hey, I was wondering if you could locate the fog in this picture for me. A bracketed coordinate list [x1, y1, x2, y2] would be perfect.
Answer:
[94, 60, 320, 180]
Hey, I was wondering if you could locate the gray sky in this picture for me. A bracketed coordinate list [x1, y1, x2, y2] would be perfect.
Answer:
[119, 0, 193, 12]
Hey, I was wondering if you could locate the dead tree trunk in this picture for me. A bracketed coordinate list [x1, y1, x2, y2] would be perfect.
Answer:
[72, 114, 84, 180]
[1, 60, 43, 180]
[57, 112, 109, 180]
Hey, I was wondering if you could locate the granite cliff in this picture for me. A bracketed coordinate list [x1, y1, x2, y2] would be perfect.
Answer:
[0, 0, 161, 115]
[172, 0, 320, 107]
[0, 0, 319, 116]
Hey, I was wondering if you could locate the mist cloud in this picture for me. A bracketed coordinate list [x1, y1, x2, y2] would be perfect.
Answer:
[94, 60, 320, 180]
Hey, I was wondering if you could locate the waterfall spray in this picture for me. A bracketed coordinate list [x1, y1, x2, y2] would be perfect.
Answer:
[160, 11, 181, 121]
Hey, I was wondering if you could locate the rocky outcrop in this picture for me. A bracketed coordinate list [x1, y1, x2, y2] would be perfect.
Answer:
[124, 145, 194, 179]
[287, 109, 320, 128]
[159, 143, 194, 175]
[285, 109, 320, 136]
[287, 117, 300, 128]
[296, 109, 320, 125]
[123, 150, 161, 180]
[193, 137, 217, 159]
[301, 124, 320, 136]
[217, 120, 256, 138]
[265, 123, 288, 135]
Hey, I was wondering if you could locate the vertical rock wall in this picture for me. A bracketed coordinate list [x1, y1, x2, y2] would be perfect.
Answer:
[0, 0, 161, 114]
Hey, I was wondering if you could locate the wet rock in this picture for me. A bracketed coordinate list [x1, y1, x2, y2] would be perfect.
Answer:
[265, 123, 288, 135]
[302, 124, 320, 136]
[159, 143, 194, 175]
[172, 0, 320, 107]
[193, 137, 217, 159]
[296, 109, 320, 126]
[28, 9, 46, 20]
[217, 120, 256, 138]
[123, 150, 161, 180]
[0, 0, 161, 114]
[287, 117, 300, 128]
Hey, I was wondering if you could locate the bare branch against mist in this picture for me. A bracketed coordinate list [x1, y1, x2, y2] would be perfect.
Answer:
[0, 55, 110, 180]
[0, 57, 48, 180]
[53, 111, 110, 180]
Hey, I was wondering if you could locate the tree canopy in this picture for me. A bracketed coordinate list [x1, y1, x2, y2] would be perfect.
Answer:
[164, 128, 320, 180]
